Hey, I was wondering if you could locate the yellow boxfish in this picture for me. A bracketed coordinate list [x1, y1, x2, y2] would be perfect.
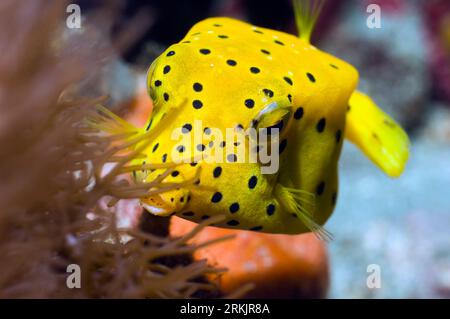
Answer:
[95, 0, 409, 239]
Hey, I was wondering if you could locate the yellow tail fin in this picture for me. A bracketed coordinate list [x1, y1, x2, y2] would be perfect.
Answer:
[346, 91, 410, 178]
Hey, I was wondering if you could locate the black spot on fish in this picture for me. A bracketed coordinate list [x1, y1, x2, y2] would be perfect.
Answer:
[316, 181, 325, 196]
[266, 204, 275, 216]
[263, 88, 274, 97]
[193, 100, 203, 109]
[229, 203, 240, 213]
[177, 145, 185, 153]
[283, 77, 293, 86]
[316, 118, 326, 133]
[213, 166, 222, 178]
[227, 59, 237, 66]
[227, 220, 240, 226]
[220, 141, 226, 148]
[171, 170, 179, 177]
[199, 48, 211, 55]
[218, 35, 228, 39]
[336, 130, 342, 143]
[227, 154, 237, 162]
[154, 80, 162, 87]
[152, 143, 159, 153]
[306, 72, 316, 83]
[193, 82, 203, 92]
[163, 65, 171, 74]
[197, 144, 206, 151]
[287, 94, 292, 102]
[211, 192, 223, 203]
[330, 64, 339, 69]
[294, 107, 304, 120]
[204, 127, 211, 135]
[253, 29, 263, 34]
[163, 93, 169, 101]
[162, 153, 167, 162]
[274, 40, 284, 45]
[245, 99, 255, 109]
[166, 51, 175, 57]
[261, 49, 270, 55]
[250, 67, 260, 74]
[249, 226, 263, 231]
[248, 176, 257, 189]
[182, 123, 192, 133]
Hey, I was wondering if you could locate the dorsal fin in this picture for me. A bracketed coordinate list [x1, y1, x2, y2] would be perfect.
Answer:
[293, 0, 325, 43]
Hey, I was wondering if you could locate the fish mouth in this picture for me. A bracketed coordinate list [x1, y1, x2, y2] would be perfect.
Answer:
[140, 195, 174, 217]
[140, 186, 190, 217]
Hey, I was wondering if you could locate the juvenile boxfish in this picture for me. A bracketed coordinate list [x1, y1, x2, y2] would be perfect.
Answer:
[95, 0, 410, 238]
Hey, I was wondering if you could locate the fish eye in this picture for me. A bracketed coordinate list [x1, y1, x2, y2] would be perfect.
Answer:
[250, 102, 292, 137]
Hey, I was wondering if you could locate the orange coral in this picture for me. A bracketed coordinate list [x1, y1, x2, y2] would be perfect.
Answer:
[171, 218, 329, 298]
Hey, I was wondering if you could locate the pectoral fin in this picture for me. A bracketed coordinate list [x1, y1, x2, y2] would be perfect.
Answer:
[346, 91, 410, 178]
